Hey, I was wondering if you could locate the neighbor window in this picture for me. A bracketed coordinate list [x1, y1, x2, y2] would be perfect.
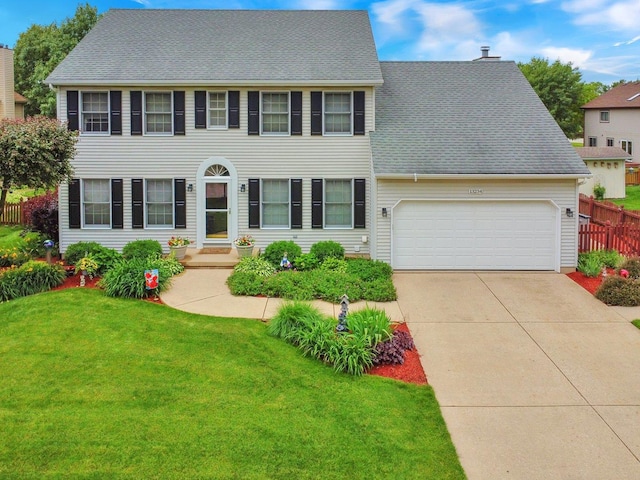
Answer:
[600, 111, 610, 122]
[81, 92, 109, 133]
[588, 137, 597, 147]
[262, 179, 289, 228]
[83, 179, 110, 227]
[607, 137, 614, 147]
[262, 92, 289, 134]
[325, 179, 352, 228]
[145, 92, 172, 134]
[622, 140, 633, 155]
[146, 179, 173, 227]
[208, 91, 227, 128]
[324, 92, 352, 134]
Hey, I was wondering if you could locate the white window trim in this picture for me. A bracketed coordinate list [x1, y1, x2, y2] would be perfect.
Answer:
[143, 91, 173, 136]
[607, 137, 614, 147]
[260, 91, 290, 136]
[324, 178, 354, 229]
[323, 91, 353, 136]
[621, 139, 633, 156]
[80, 91, 110, 136]
[588, 136, 597, 147]
[207, 91, 228, 130]
[81, 178, 111, 229]
[261, 178, 290, 229]
[144, 178, 174, 229]
[600, 110, 610, 122]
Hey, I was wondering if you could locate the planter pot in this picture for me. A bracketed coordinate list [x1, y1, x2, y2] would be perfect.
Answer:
[235, 244, 254, 258]
[170, 245, 188, 260]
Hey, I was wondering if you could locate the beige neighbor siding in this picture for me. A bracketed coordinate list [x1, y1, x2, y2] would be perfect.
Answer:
[57, 87, 374, 254]
[375, 178, 579, 270]
[579, 159, 626, 198]
[585, 109, 640, 163]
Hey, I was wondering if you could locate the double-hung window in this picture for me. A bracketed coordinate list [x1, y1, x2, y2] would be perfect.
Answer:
[600, 111, 610, 122]
[262, 179, 289, 228]
[622, 140, 633, 156]
[262, 92, 289, 134]
[209, 91, 227, 128]
[588, 137, 597, 147]
[607, 137, 614, 147]
[146, 179, 173, 227]
[81, 92, 109, 133]
[145, 92, 172, 134]
[324, 93, 352, 134]
[325, 179, 352, 228]
[82, 179, 111, 227]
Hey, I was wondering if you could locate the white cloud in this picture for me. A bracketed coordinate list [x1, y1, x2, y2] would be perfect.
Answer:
[132, 0, 151, 5]
[541, 46, 592, 68]
[614, 35, 640, 46]
[295, 0, 342, 8]
[562, 0, 640, 30]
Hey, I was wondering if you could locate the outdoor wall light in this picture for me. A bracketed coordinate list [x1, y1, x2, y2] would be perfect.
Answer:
[187, 183, 193, 192]
[382, 207, 388, 217]
[240, 184, 246, 193]
[566, 208, 574, 218]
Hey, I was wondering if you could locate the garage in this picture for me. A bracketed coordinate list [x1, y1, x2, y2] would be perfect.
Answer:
[392, 200, 559, 270]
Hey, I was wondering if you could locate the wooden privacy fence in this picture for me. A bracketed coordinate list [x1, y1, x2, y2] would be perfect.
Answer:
[626, 170, 640, 186]
[0, 200, 26, 225]
[578, 222, 640, 255]
[579, 193, 640, 226]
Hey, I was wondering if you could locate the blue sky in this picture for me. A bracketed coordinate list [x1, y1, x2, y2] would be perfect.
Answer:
[1, 0, 639, 83]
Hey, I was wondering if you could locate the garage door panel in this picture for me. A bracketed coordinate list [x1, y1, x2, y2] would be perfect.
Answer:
[393, 201, 557, 270]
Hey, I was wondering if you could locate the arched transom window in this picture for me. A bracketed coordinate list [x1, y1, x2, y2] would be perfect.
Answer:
[205, 164, 230, 177]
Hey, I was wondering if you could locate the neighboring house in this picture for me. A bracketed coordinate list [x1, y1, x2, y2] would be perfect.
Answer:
[46, 9, 589, 272]
[575, 147, 630, 198]
[582, 81, 640, 163]
[0, 45, 26, 119]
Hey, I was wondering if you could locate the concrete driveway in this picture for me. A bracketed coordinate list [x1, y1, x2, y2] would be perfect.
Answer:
[395, 272, 640, 480]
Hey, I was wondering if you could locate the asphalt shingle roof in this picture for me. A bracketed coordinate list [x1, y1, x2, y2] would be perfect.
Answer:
[575, 147, 631, 160]
[46, 9, 383, 86]
[371, 61, 590, 176]
[582, 82, 640, 109]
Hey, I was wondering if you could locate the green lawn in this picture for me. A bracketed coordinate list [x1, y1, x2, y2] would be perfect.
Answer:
[0, 289, 465, 479]
[609, 185, 640, 211]
[0, 225, 26, 248]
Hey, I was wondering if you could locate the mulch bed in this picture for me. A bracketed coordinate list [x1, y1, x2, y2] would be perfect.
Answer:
[566, 268, 615, 295]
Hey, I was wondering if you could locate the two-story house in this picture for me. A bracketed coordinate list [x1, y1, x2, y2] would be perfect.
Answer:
[0, 45, 27, 119]
[47, 9, 589, 272]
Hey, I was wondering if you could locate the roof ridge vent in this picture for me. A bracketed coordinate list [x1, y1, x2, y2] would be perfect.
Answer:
[627, 93, 640, 101]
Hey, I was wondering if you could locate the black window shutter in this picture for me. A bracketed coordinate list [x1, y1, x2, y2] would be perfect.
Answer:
[228, 91, 240, 128]
[131, 178, 144, 228]
[354, 178, 366, 228]
[67, 91, 79, 131]
[291, 178, 302, 228]
[173, 91, 185, 135]
[354, 91, 365, 135]
[291, 91, 302, 135]
[311, 179, 323, 228]
[310, 91, 322, 135]
[194, 90, 206, 129]
[248, 178, 260, 228]
[110, 91, 122, 135]
[130, 91, 142, 135]
[111, 179, 123, 229]
[68, 179, 81, 229]
[174, 178, 186, 228]
[248, 91, 259, 135]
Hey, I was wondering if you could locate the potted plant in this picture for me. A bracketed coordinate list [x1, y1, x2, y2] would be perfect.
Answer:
[168, 236, 191, 260]
[234, 235, 255, 258]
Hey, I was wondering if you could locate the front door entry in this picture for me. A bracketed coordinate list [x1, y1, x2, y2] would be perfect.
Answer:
[205, 181, 229, 241]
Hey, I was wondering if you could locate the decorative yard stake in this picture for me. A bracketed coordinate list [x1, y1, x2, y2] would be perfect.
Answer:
[280, 252, 292, 270]
[336, 294, 349, 333]
[43, 239, 54, 264]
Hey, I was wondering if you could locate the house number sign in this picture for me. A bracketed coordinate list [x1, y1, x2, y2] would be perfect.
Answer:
[468, 188, 484, 195]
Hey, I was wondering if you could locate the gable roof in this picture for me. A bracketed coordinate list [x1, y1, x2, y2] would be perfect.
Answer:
[13, 92, 26, 103]
[575, 147, 631, 160]
[46, 9, 383, 87]
[371, 61, 590, 177]
[582, 82, 640, 109]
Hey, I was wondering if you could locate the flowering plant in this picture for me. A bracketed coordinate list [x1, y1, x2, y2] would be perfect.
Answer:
[168, 236, 191, 247]
[75, 255, 99, 278]
[234, 235, 255, 247]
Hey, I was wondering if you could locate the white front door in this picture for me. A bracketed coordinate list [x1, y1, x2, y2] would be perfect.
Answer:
[204, 179, 231, 242]
[197, 159, 238, 247]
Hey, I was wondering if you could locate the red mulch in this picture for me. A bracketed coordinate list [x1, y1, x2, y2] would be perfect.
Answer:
[566, 268, 615, 295]
[369, 322, 428, 385]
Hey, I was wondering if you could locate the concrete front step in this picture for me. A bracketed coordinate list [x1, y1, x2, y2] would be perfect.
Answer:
[179, 247, 259, 268]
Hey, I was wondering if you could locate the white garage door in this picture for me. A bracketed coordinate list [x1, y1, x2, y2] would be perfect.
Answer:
[392, 200, 558, 270]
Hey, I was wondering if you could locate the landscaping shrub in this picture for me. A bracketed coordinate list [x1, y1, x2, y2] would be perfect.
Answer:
[594, 250, 623, 269]
[577, 252, 603, 278]
[361, 278, 398, 302]
[618, 257, 640, 280]
[593, 184, 606, 201]
[122, 239, 163, 260]
[309, 240, 344, 262]
[325, 333, 375, 376]
[233, 256, 276, 277]
[0, 261, 65, 302]
[318, 257, 347, 273]
[262, 240, 302, 267]
[64, 241, 122, 274]
[267, 301, 325, 343]
[373, 329, 415, 366]
[306, 270, 363, 303]
[594, 276, 640, 306]
[0, 246, 31, 267]
[99, 256, 175, 298]
[262, 271, 315, 301]
[19, 232, 48, 258]
[346, 258, 393, 281]
[296, 317, 338, 359]
[226, 271, 264, 297]
[22, 190, 59, 241]
[293, 252, 320, 271]
[346, 307, 393, 346]
[159, 255, 185, 276]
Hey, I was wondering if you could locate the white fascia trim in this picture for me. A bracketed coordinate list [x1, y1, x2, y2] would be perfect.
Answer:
[48, 79, 384, 87]
[374, 173, 593, 180]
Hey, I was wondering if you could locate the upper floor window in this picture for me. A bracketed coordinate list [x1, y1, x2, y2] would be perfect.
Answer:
[81, 92, 109, 133]
[146, 179, 173, 227]
[588, 137, 597, 147]
[324, 93, 352, 135]
[209, 92, 228, 129]
[145, 92, 172, 134]
[82, 179, 111, 227]
[262, 179, 289, 228]
[607, 137, 614, 147]
[262, 92, 289, 135]
[622, 140, 633, 156]
[600, 111, 610, 122]
[325, 179, 353, 228]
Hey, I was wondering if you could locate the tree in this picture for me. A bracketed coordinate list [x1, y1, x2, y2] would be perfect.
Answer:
[581, 81, 609, 106]
[13, 4, 99, 117]
[518, 57, 584, 139]
[0, 116, 77, 218]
